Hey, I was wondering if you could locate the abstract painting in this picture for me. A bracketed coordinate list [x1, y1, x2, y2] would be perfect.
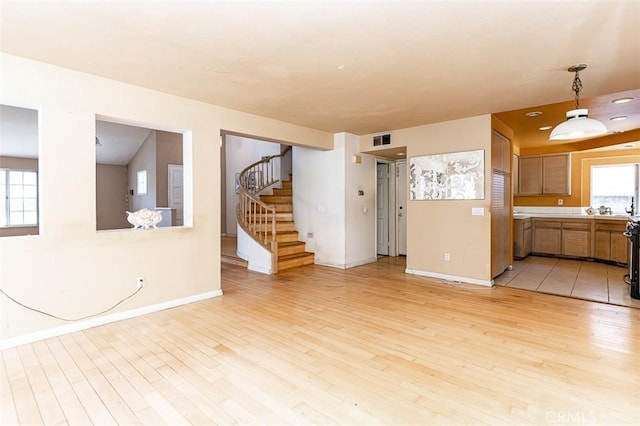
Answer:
[409, 149, 484, 200]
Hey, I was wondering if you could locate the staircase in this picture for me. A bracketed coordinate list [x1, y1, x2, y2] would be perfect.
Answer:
[256, 179, 315, 271]
[236, 148, 314, 273]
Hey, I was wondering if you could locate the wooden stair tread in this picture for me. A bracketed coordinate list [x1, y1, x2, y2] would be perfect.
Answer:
[278, 252, 314, 261]
[277, 251, 315, 271]
[278, 241, 305, 247]
[278, 241, 306, 256]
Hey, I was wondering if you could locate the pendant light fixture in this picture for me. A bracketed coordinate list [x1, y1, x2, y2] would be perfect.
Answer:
[549, 64, 608, 141]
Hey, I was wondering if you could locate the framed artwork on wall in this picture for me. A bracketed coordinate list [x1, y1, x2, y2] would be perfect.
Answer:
[409, 149, 484, 200]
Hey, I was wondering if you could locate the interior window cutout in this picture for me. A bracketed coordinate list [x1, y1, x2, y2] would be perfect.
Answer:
[0, 105, 40, 237]
[95, 119, 185, 230]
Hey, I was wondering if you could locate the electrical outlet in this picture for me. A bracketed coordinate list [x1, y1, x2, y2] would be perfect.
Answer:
[136, 277, 144, 289]
[444, 252, 451, 261]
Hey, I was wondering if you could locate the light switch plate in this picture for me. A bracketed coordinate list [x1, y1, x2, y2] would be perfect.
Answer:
[471, 207, 485, 216]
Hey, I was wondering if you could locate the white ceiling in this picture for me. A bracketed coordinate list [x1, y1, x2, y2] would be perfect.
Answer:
[0, 1, 639, 138]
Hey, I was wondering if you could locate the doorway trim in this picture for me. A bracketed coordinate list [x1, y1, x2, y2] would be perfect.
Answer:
[376, 159, 397, 257]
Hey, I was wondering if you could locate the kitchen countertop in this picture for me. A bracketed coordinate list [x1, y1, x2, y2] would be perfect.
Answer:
[513, 213, 630, 221]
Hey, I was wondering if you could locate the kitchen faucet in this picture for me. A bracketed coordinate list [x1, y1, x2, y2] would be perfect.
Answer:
[625, 197, 635, 216]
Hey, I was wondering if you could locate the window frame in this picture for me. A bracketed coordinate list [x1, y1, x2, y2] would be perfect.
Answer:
[590, 163, 638, 215]
[0, 167, 39, 227]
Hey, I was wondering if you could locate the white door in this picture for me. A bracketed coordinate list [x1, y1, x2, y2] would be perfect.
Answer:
[397, 160, 407, 256]
[168, 164, 184, 226]
[377, 163, 390, 255]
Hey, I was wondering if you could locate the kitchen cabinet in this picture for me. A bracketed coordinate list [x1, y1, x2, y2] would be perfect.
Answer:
[513, 217, 532, 258]
[517, 154, 570, 195]
[518, 156, 542, 195]
[532, 218, 591, 257]
[491, 131, 511, 277]
[561, 221, 591, 258]
[533, 220, 562, 255]
[512, 154, 519, 196]
[526, 216, 628, 265]
[491, 131, 511, 173]
[595, 220, 629, 264]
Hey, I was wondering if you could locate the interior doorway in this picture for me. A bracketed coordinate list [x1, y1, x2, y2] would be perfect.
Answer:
[376, 158, 406, 257]
[376, 162, 391, 255]
[396, 160, 407, 256]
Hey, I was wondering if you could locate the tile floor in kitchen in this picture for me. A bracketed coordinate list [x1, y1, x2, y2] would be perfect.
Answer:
[495, 255, 640, 309]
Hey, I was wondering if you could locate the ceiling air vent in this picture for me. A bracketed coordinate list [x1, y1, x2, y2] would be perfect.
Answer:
[373, 133, 391, 146]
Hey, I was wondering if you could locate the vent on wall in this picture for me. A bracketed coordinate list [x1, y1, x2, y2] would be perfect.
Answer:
[373, 134, 391, 146]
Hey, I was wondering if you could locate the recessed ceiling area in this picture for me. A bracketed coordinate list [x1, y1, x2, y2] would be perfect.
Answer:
[1, 1, 638, 139]
[494, 89, 640, 150]
[366, 147, 407, 160]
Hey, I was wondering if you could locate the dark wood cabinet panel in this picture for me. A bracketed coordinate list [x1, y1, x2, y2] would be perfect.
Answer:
[542, 155, 570, 194]
[594, 220, 629, 264]
[518, 156, 542, 195]
[513, 218, 532, 259]
[517, 154, 570, 196]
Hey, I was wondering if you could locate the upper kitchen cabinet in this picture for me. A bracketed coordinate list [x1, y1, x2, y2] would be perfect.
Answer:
[491, 132, 511, 173]
[517, 153, 570, 196]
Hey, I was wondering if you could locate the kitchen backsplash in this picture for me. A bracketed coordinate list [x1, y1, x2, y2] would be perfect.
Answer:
[513, 206, 588, 215]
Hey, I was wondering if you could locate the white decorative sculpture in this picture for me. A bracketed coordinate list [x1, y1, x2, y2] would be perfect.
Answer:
[126, 208, 163, 230]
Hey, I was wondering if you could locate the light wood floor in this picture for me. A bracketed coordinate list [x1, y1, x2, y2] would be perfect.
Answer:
[221, 235, 247, 267]
[495, 255, 640, 309]
[2, 257, 640, 424]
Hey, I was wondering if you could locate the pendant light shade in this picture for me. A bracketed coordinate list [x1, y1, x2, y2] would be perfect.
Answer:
[549, 64, 607, 141]
[549, 108, 608, 140]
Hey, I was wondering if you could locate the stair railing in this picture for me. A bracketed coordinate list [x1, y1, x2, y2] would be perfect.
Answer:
[236, 146, 292, 274]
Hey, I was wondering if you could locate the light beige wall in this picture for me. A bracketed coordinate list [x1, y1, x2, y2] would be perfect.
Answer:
[156, 130, 183, 208]
[361, 115, 493, 283]
[0, 156, 39, 237]
[96, 164, 129, 230]
[0, 53, 333, 344]
[0, 156, 38, 170]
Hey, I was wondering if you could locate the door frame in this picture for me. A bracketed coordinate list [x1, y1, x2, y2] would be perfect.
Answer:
[168, 163, 184, 226]
[375, 159, 398, 257]
[396, 159, 407, 256]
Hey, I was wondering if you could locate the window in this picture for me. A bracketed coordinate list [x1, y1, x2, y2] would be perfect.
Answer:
[1, 169, 38, 226]
[590, 164, 638, 214]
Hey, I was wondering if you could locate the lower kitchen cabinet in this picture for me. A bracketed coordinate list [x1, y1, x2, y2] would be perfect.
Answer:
[594, 220, 629, 264]
[513, 218, 532, 258]
[561, 221, 591, 258]
[532, 220, 562, 255]
[527, 217, 628, 266]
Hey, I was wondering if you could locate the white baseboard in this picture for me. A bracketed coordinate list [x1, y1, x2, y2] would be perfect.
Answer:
[248, 264, 272, 274]
[316, 257, 389, 270]
[345, 257, 378, 268]
[0, 290, 223, 351]
[405, 268, 494, 287]
[314, 259, 348, 269]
